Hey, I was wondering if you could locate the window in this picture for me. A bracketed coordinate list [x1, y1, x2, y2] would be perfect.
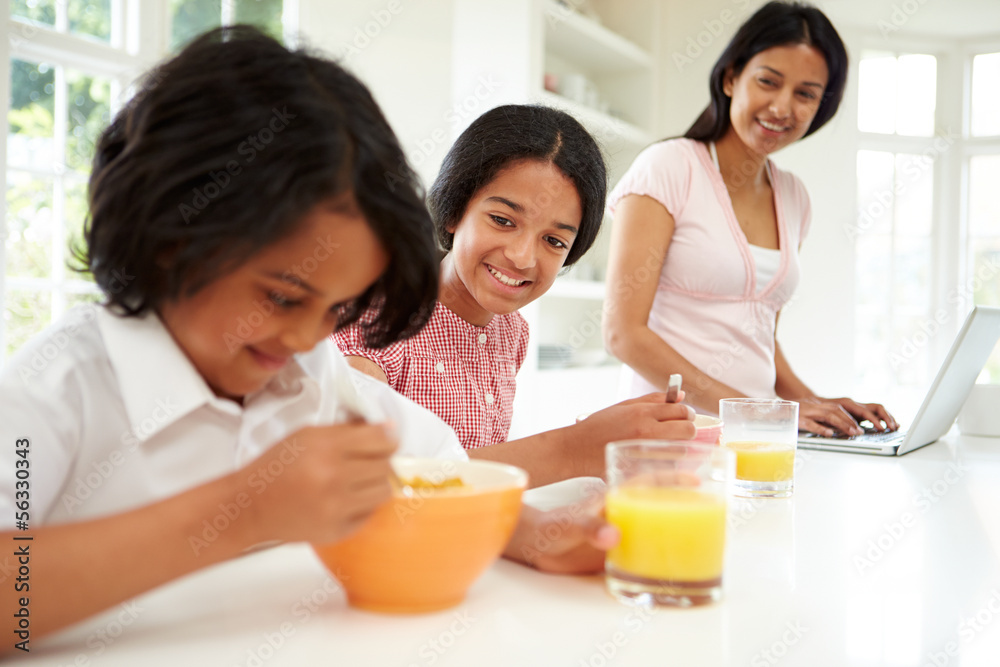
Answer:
[2, 3, 296, 366]
[854, 51, 940, 398]
[170, 0, 289, 51]
[854, 46, 1000, 398]
[971, 53, 1000, 138]
[3, 3, 131, 363]
[857, 52, 936, 137]
[854, 151, 935, 389]
[11, 1, 114, 44]
[967, 52, 1000, 383]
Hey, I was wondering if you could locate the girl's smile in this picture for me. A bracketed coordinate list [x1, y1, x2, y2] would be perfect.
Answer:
[440, 159, 582, 327]
[158, 197, 388, 401]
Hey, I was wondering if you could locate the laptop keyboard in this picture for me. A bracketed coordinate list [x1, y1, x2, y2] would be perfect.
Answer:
[801, 425, 906, 443]
[826, 429, 905, 443]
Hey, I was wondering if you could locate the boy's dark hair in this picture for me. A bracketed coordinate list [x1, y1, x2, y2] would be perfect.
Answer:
[685, 1, 848, 142]
[427, 104, 607, 267]
[79, 26, 437, 347]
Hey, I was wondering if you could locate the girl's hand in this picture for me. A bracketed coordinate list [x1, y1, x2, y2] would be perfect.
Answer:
[235, 423, 397, 546]
[580, 392, 697, 442]
[566, 393, 695, 478]
[504, 501, 619, 575]
[798, 397, 898, 437]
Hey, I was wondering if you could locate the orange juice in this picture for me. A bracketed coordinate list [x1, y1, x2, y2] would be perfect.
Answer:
[724, 441, 795, 482]
[606, 486, 726, 582]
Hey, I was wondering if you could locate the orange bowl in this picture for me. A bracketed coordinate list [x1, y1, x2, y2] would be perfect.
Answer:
[693, 415, 723, 444]
[313, 457, 527, 613]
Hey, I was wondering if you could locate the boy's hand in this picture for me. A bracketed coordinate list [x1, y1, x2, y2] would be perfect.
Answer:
[235, 423, 397, 546]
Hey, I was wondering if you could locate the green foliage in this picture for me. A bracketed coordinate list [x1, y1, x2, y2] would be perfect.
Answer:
[234, 0, 283, 40]
[10, 60, 54, 115]
[3, 289, 51, 359]
[65, 71, 111, 172]
[171, 0, 223, 51]
[10, 0, 55, 26]
[68, 0, 112, 41]
[170, 0, 284, 51]
[8, 104, 53, 139]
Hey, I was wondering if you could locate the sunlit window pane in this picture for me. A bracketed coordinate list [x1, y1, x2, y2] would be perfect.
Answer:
[892, 307, 935, 386]
[4, 290, 51, 360]
[65, 70, 112, 173]
[234, 0, 284, 40]
[854, 149, 935, 395]
[970, 239, 1000, 307]
[967, 155, 1000, 382]
[8, 59, 56, 171]
[170, 0, 285, 50]
[971, 53, 1000, 137]
[170, 0, 222, 51]
[6, 172, 53, 279]
[855, 235, 891, 308]
[969, 155, 1000, 237]
[895, 55, 935, 137]
[68, 0, 112, 42]
[894, 154, 933, 236]
[856, 150, 894, 235]
[858, 56, 896, 134]
[893, 237, 931, 309]
[10, 0, 55, 26]
[858, 53, 936, 136]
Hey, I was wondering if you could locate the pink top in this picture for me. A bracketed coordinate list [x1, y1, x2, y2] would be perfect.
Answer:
[332, 302, 529, 450]
[608, 138, 812, 402]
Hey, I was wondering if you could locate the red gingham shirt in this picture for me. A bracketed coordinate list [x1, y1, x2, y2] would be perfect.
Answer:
[332, 302, 529, 450]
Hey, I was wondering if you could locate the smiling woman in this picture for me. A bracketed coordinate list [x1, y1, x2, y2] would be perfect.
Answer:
[602, 0, 900, 439]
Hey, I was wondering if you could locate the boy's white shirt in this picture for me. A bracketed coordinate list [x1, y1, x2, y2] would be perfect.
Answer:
[0, 305, 466, 528]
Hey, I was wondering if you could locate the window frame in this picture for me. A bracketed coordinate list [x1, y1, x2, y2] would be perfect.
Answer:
[853, 30, 1000, 389]
[157, 0, 301, 54]
[1, 0, 166, 363]
[1, 0, 300, 365]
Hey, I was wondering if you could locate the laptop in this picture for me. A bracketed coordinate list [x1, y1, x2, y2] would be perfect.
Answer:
[798, 305, 1000, 456]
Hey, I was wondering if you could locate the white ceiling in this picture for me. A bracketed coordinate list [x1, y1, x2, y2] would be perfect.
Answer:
[818, 0, 1000, 39]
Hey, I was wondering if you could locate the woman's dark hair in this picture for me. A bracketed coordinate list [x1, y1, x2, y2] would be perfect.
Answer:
[427, 104, 607, 267]
[685, 1, 848, 142]
[78, 25, 437, 347]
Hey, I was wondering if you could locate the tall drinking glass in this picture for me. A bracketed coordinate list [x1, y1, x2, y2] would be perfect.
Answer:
[719, 399, 799, 498]
[605, 441, 734, 607]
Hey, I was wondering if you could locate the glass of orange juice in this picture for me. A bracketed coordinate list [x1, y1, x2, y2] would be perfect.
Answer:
[719, 399, 799, 498]
[605, 441, 735, 607]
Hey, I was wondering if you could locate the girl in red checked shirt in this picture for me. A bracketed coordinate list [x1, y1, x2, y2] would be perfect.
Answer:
[334, 104, 696, 488]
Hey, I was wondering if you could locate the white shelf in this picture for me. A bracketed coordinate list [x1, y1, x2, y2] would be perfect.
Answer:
[536, 90, 653, 148]
[545, 278, 606, 300]
[542, 0, 653, 72]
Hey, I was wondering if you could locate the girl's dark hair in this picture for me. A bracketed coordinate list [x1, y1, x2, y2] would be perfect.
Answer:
[685, 1, 848, 142]
[78, 25, 437, 347]
[427, 104, 607, 267]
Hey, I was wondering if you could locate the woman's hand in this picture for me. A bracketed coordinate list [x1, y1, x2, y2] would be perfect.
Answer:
[798, 397, 898, 437]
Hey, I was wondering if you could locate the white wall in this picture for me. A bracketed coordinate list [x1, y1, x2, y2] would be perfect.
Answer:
[297, 0, 454, 189]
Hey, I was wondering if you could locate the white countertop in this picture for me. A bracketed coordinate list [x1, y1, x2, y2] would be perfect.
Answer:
[16, 432, 1000, 666]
